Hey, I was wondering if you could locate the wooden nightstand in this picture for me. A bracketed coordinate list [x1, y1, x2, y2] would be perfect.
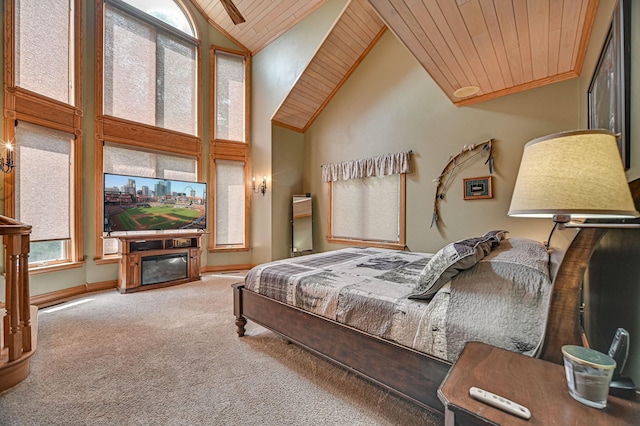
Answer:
[438, 342, 639, 425]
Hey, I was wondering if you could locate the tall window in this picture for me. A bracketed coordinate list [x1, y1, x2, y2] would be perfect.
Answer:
[15, 0, 75, 104]
[96, 0, 201, 260]
[211, 47, 250, 251]
[214, 160, 245, 247]
[5, 0, 83, 269]
[215, 52, 246, 142]
[15, 123, 74, 265]
[103, 0, 198, 135]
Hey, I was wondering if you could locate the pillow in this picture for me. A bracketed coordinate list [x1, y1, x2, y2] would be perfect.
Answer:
[409, 236, 494, 300]
[482, 230, 509, 248]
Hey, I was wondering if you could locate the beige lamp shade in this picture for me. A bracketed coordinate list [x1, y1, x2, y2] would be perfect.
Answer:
[508, 130, 639, 220]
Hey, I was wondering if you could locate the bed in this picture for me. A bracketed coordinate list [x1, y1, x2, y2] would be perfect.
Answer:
[233, 181, 640, 414]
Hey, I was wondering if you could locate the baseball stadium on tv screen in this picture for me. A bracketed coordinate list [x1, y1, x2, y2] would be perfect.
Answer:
[103, 173, 207, 233]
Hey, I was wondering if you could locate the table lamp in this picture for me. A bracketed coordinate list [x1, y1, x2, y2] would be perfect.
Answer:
[508, 129, 639, 228]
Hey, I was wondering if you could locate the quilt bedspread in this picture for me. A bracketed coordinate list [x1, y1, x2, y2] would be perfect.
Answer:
[244, 242, 552, 362]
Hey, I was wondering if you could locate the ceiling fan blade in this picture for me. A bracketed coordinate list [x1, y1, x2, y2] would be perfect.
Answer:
[220, 0, 245, 25]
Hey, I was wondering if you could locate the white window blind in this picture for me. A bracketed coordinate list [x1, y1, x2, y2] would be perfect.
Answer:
[104, 4, 197, 135]
[215, 52, 245, 142]
[158, 34, 197, 135]
[15, 122, 72, 242]
[215, 160, 245, 246]
[15, 0, 73, 104]
[104, 143, 197, 180]
[104, 6, 157, 126]
[331, 174, 400, 243]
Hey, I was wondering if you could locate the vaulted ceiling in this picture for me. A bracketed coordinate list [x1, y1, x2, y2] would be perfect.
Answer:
[190, 0, 328, 53]
[192, 0, 599, 131]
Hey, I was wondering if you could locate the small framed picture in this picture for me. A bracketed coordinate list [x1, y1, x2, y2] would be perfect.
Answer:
[463, 176, 493, 200]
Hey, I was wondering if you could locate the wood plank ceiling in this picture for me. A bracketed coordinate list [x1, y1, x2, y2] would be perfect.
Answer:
[368, 0, 599, 106]
[193, 0, 600, 130]
[190, 0, 328, 53]
[272, 0, 387, 132]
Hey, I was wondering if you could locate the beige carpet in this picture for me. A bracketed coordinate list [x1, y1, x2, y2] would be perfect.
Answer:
[0, 273, 443, 425]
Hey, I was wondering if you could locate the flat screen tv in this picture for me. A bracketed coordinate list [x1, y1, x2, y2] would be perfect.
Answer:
[103, 173, 207, 233]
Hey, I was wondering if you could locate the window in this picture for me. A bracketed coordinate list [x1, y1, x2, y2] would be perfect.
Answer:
[120, 0, 194, 36]
[323, 152, 409, 250]
[214, 160, 246, 247]
[15, 122, 74, 265]
[329, 174, 406, 249]
[210, 47, 250, 251]
[104, 143, 197, 181]
[15, 0, 74, 104]
[215, 51, 246, 142]
[5, 0, 83, 270]
[96, 0, 201, 261]
[331, 175, 402, 243]
[103, 0, 198, 135]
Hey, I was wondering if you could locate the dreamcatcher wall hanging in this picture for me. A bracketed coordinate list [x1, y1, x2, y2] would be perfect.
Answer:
[431, 139, 495, 228]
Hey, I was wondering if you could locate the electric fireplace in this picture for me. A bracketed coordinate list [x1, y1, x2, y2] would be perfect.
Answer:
[141, 253, 188, 285]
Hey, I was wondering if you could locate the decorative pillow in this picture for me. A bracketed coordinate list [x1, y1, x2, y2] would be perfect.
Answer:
[409, 236, 496, 300]
[482, 230, 509, 248]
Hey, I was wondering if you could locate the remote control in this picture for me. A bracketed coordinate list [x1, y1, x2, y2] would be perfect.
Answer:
[469, 387, 531, 420]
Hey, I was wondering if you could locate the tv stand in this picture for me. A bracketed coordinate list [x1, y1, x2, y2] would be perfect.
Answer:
[116, 233, 202, 293]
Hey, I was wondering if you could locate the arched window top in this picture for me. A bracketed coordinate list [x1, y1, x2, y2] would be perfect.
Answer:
[122, 0, 195, 37]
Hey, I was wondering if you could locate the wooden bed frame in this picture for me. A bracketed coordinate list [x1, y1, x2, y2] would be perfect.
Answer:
[232, 180, 640, 415]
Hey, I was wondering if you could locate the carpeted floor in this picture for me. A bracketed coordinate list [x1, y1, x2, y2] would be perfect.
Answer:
[0, 273, 443, 425]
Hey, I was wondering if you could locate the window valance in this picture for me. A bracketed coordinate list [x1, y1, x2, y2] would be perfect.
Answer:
[321, 151, 412, 182]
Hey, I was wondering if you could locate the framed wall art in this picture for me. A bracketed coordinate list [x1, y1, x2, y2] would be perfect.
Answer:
[587, 0, 631, 169]
[463, 176, 492, 200]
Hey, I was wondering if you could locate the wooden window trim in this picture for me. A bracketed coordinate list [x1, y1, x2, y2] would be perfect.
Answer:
[29, 260, 85, 275]
[4, 0, 84, 266]
[327, 173, 407, 251]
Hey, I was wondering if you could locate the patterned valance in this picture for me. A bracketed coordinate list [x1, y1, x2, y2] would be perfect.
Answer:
[321, 151, 412, 182]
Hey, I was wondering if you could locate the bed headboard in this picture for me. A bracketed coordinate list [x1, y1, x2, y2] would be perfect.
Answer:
[539, 178, 640, 365]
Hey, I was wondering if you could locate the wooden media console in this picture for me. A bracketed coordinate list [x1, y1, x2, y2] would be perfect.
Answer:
[116, 233, 203, 293]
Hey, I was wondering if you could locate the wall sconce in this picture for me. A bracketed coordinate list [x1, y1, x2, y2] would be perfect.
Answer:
[252, 176, 267, 196]
[0, 141, 15, 173]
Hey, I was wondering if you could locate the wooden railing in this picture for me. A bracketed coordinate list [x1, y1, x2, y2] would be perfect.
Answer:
[0, 215, 34, 393]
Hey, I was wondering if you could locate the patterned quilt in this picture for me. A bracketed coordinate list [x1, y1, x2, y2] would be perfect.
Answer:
[244, 241, 552, 362]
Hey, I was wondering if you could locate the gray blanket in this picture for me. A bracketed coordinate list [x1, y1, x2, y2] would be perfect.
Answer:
[245, 239, 551, 362]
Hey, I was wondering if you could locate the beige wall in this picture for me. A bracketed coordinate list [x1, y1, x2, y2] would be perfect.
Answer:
[303, 29, 581, 254]
[271, 126, 305, 260]
[251, 0, 348, 265]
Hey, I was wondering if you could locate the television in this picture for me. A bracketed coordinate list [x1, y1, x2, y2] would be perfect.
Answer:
[103, 173, 207, 233]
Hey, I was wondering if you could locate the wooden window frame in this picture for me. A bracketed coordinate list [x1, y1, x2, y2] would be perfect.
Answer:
[3, 0, 84, 271]
[327, 173, 407, 250]
[94, 0, 202, 263]
[209, 46, 251, 252]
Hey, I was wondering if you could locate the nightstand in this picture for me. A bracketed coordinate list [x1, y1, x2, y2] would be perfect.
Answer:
[438, 342, 639, 425]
